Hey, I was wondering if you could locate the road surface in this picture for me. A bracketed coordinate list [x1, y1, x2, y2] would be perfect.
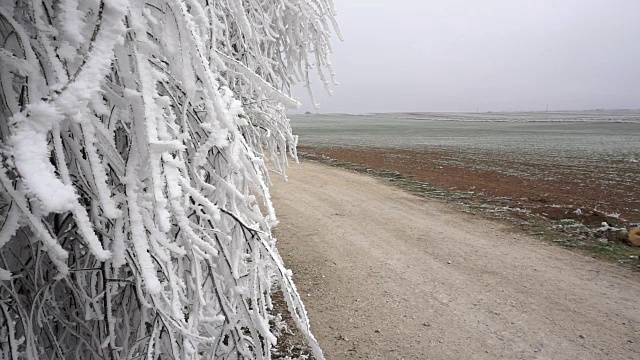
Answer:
[271, 161, 640, 359]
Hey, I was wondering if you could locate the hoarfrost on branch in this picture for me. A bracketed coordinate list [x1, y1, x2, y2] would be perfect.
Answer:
[0, 0, 339, 358]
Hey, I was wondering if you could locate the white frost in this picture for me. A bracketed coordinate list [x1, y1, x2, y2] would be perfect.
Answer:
[0, 0, 338, 359]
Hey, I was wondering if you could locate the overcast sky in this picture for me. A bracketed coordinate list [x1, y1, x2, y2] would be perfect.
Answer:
[292, 0, 640, 114]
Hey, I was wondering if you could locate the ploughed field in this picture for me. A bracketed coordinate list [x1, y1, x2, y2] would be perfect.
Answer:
[289, 111, 640, 255]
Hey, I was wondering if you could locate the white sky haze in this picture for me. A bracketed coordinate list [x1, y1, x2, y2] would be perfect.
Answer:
[292, 0, 640, 113]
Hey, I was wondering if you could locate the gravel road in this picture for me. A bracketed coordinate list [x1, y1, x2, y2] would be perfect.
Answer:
[271, 160, 640, 359]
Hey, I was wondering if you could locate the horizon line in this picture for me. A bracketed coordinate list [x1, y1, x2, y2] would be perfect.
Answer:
[291, 108, 640, 115]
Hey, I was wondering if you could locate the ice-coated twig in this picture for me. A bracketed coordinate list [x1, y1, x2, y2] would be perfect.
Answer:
[0, 0, 337, 359]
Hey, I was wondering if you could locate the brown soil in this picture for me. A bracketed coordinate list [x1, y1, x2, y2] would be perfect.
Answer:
[270, 290, 313, 358]
[298, 146, 640, 229]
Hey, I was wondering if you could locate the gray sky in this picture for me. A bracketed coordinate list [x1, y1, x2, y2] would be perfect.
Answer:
[292, 0, 640, 113]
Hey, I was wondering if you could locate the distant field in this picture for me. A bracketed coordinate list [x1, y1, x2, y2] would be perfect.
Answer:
[290, 111, 640, 229]
[290, 111, 640, 161]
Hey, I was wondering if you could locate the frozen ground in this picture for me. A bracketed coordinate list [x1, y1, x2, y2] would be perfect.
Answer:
[290, 111, 640, 162]
[290, 111, 640, 224]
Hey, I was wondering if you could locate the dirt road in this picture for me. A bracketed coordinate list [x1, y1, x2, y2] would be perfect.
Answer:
[271, 161, 640, 359]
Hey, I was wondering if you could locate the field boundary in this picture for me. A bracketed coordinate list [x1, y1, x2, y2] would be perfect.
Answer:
[298, 149, 640, 269]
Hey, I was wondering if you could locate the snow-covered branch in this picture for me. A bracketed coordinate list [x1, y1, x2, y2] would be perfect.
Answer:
[0, 1, 338, 358]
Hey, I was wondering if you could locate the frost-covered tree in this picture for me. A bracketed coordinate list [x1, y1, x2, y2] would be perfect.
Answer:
[0, 1, 338, 359]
